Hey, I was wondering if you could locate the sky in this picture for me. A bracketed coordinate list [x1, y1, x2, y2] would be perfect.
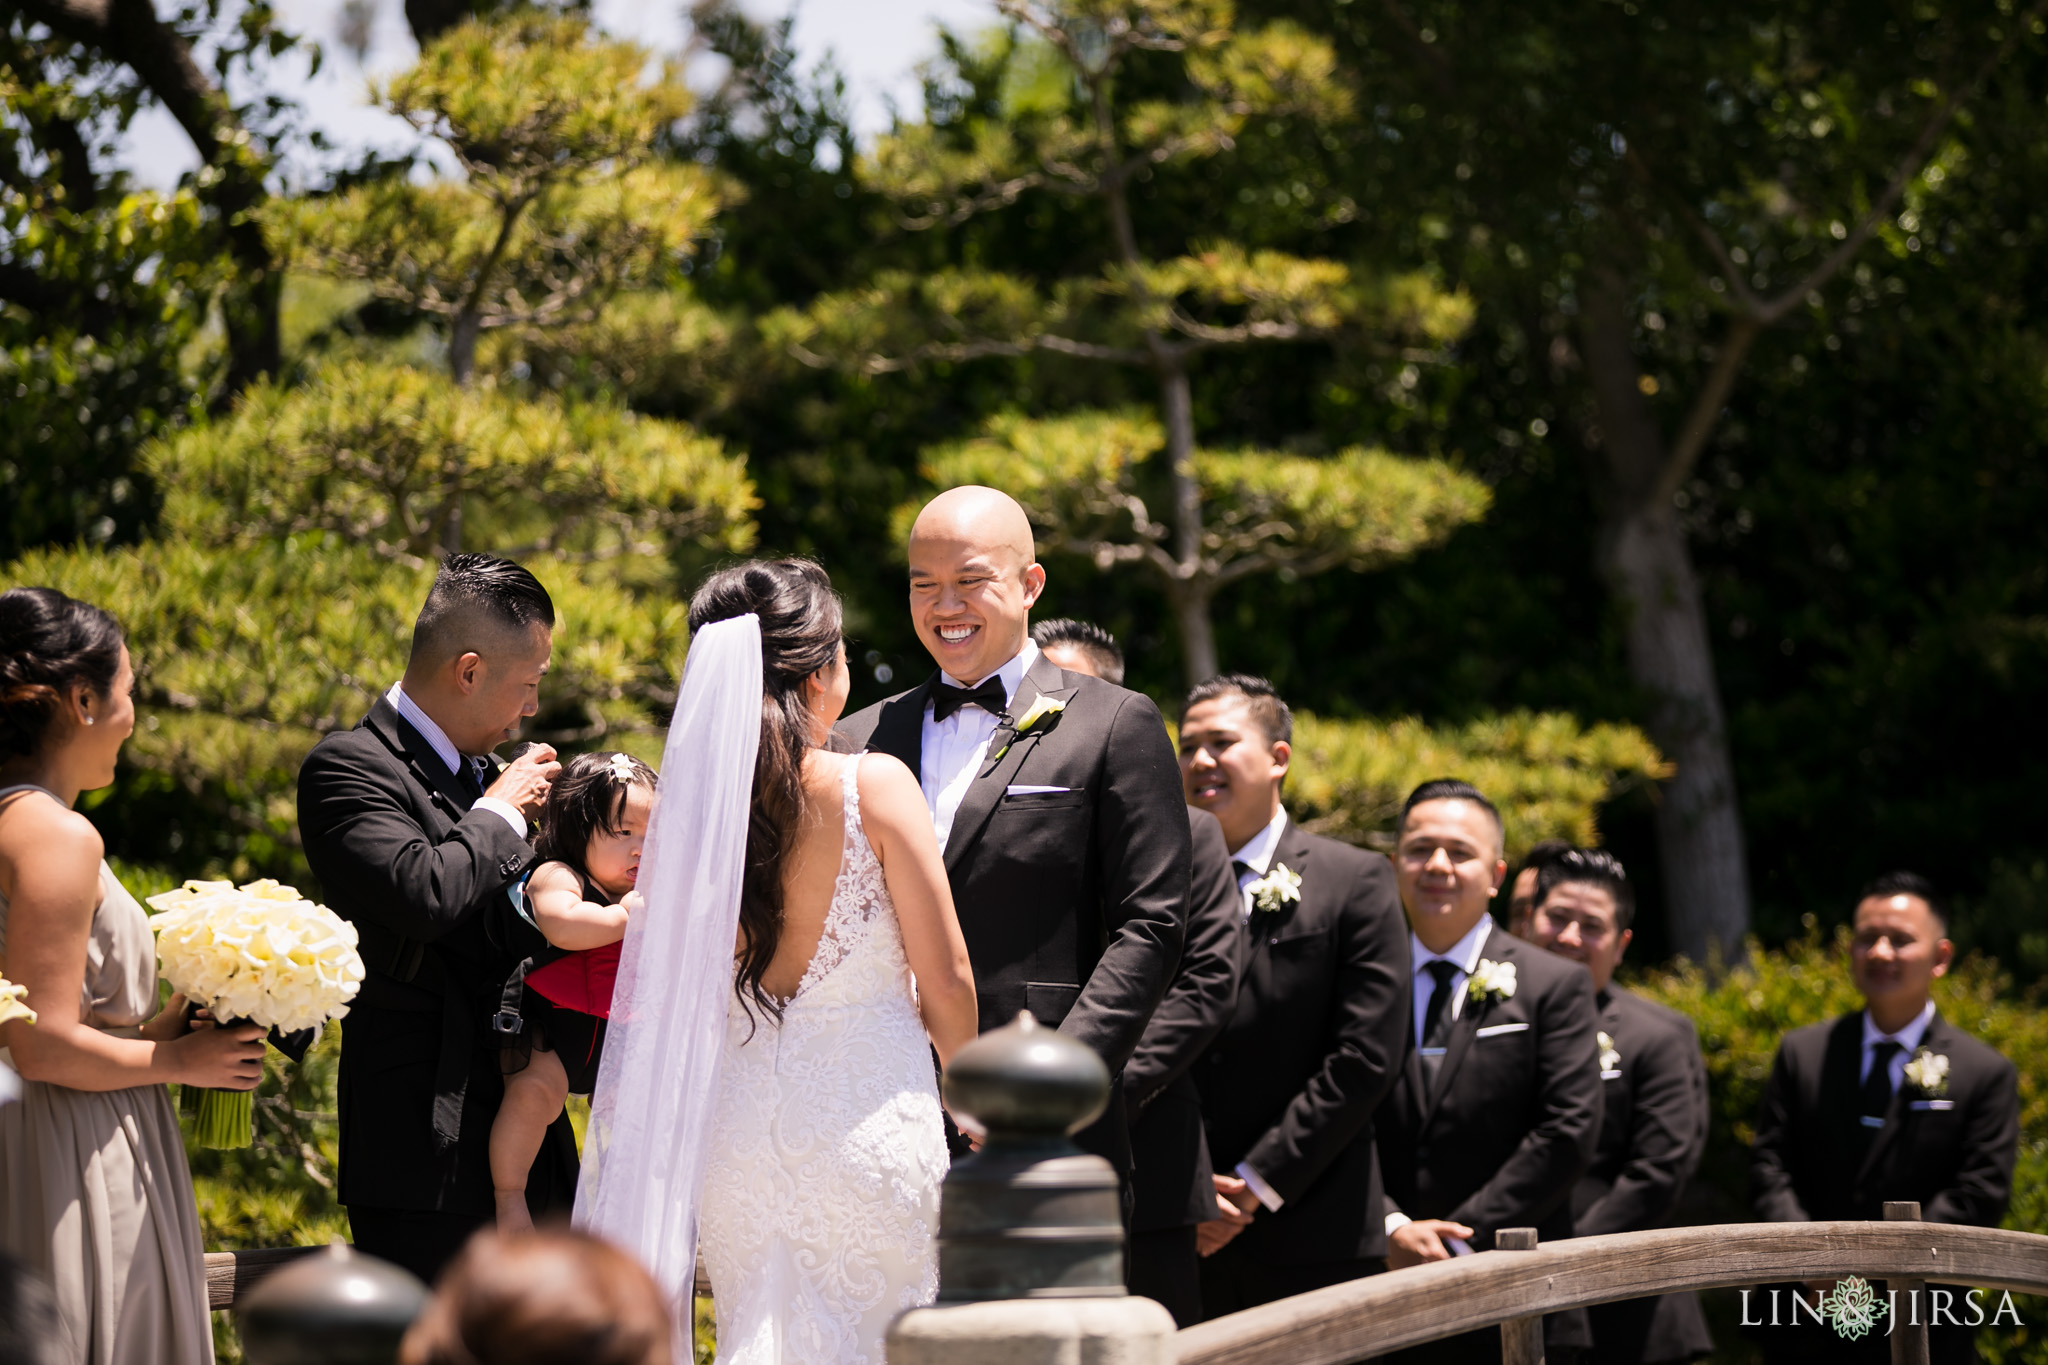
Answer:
[116, 0, 994, 190]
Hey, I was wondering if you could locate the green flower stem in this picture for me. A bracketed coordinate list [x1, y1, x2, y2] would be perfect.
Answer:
[194, 1086, 254, 1149]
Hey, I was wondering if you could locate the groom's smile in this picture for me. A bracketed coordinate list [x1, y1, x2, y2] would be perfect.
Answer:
[906, 486, 1046, 687]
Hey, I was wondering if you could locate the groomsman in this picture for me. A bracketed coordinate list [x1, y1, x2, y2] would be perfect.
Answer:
[298, 554, 572, 1283]
[1376, 780, 1602, 1364]
[836, 488, 1189, 1187]
[1033, 618, 1245, 1327]
[1177, 675, 1410, 1317]
[1751, 872, 2019, 1365]
[1522, 849, 1713, 1365]
[1505, 838, 1571, 936]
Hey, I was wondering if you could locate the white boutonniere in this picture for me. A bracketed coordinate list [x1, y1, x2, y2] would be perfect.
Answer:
[1467, 958, 1517, 1004]
[1246, 862, 1303, 913]
[1902, 1049, 1949, 1098]
[991, 695, 1067, 762]
[1597, 1030, 1621, 1072]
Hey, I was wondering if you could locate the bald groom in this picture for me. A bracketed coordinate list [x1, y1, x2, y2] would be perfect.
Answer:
[836, 487, 1190, 1190]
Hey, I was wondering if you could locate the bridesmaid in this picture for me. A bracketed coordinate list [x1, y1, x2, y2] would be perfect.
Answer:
[0, 587, 266, 1365]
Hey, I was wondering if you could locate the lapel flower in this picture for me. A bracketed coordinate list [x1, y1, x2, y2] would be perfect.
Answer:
[1902, 1049, 1949, 1098]
[991, 694, 1067, 762]
[1597, 1030, 1620, 1072]
[1467, 958, 1517, 1004]
[0, 976, 35, 1028]
[1247, 862, 1303, 913]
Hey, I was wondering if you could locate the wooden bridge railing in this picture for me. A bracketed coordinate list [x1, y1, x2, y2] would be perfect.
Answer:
[1174, 1207, 2048, 1365]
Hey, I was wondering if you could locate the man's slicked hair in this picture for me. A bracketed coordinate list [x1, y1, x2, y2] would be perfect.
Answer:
[1180, 673, 1293, 745]
[1032, 618, 1125, 685]
[409, 553, 556, 668]
[1536, 848, 1638, 932]
[1398, 778, 1505, 854]
[1859, 869, 1948, 934]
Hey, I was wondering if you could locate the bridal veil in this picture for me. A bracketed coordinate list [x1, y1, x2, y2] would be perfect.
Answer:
[575, 613, 762, 1337]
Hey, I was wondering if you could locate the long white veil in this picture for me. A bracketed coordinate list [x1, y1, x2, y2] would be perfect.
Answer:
[574, 613, 762, 1335]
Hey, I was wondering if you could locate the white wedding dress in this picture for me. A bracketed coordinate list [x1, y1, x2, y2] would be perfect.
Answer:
[698, 754, 949, 1365]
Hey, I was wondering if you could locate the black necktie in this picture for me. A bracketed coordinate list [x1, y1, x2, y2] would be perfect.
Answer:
[1859, 1040, 1903, 1149]
[461, 757, 487, 804]
[1419, 960, 1461, 1091]
[931, 676, 1009, 722]
[1232, 860, 1254, 882]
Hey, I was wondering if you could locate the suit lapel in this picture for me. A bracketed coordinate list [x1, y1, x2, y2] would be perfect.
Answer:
[865, 678, 932, 777]
[365, 698, 474, 817]
[1243, 819, 1313, 982]
[1859, 1011, 1945, 1184]
[1818, 1013, 1868, 1168]
[1423, 927, 1508, 1130]
[942, 652, 1076, 872]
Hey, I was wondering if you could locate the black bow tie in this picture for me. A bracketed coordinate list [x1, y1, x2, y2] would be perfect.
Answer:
[931, 676, 1009, 722]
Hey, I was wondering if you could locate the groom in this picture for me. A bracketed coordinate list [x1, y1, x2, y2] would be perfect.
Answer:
[298, 553, 576, 1283]
[837, 487, 1190, 1182]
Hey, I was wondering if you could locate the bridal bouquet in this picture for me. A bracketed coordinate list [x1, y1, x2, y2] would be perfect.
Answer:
[0, 977, 33, 1105]
[147, 879, 366, 1148]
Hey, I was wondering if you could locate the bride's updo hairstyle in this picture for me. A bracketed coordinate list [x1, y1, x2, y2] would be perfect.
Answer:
[687, 558, 843, 1024]
[0, 587, 126, 762]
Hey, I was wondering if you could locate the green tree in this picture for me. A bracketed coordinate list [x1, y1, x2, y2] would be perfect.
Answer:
[772, 0, 1484, 685]
[272, 13, 714, 399]
[1261, 0, 2048, 960]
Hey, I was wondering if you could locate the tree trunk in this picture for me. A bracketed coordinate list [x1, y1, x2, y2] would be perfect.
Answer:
[1172, 581, 1219, 691]
[1579, 269, 1751, 963]
[1604, 506, 1752, 963]
[1156, 360, 1217, 686]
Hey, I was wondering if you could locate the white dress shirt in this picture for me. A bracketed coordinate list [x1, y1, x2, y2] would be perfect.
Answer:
[386, 682, 527, 838]
[1862, 999, 1936, 1087]
[917, 640, 1040, 849]
[1225, 803, 1293, 1213]
[1385, 914, 1495, 1250]
[1227, 803, 1290, 919]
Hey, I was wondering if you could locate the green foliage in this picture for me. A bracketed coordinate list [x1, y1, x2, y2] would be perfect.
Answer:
[1286, 710, 1669, 858]
[269, 12, 718, 378]
[914, 407, 1491, 590]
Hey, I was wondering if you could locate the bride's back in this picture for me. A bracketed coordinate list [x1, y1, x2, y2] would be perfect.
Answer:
[754, 749, 853, 1003]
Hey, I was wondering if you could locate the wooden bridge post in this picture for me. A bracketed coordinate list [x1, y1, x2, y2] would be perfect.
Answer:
[1496, 1228, 1543, 1365]
[1885, 1202, 1931, 1365]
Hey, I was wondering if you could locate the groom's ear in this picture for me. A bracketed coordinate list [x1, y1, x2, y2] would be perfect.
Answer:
[451, 650, 485, 696]
[1022, 562, 1046, 606]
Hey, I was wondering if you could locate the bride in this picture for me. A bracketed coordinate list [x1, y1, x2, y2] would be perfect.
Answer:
[576, 558, 978, 1365]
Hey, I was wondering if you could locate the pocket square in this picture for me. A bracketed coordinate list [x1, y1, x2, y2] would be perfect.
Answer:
[1908, 1099, 1956, 1111]
[1004, 784, 1071, 795]
[1474, 1022, 1530, 1038]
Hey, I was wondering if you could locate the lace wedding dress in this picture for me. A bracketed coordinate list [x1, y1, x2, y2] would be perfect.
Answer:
[698, 754, 948, 1365]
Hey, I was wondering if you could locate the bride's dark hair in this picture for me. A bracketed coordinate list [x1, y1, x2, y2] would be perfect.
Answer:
[687, 558, 843, 1025]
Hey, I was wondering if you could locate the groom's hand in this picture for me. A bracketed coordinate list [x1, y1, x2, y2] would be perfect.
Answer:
[487, 742, 561, 817]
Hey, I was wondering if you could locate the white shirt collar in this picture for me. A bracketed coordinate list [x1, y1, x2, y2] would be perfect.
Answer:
[936, 638, 1039, 710]
[1862, 999, 1936, 1055]
[1412, 915, 1493, 977]
[387, 681, 467, 777]
[1229, 803, 1290, 874]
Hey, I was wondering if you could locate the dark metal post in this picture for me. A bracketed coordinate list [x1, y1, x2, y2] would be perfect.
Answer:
[1886, 1201, 1931, 1365]
[935, 1010, 1125, 1301]
[1498, 1228, 1544, 1365]
[235, 1242, 429, 1365]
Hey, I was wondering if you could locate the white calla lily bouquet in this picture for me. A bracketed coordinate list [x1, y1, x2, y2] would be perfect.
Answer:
[147, 879, 366, 1147]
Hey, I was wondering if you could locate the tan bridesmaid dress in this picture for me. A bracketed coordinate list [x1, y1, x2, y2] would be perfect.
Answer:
[0, 784, 213, 1365]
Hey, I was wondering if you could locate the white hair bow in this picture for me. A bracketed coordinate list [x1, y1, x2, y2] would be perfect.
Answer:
[608, 752, 639, 783]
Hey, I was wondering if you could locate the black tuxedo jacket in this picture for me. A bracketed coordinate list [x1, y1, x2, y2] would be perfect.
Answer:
[1125, 807, 1246, 1231]
[1575, 985, 1713, 1364]
[297, 697, 578, 1215]
[837, 651, 1189, 1173]
[1377, 925, 1603, 1250]
[1751, 1009, 2018, 1226]
[1197, 819, 1410, 1265]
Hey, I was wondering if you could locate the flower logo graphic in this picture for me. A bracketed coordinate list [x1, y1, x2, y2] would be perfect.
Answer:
[1821, 1276, 1885, 1340]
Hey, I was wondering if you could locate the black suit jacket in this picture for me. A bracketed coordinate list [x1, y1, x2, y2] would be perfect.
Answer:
[1197, 818, 1411, 1265]
[1125, 807, 1246, 1231]
[1575, 986, 1713, 1364]
[297, 697, 578, 1215]
[1751, 1009, 2018, 1226]
[1377, 925, 1603, 1249]
[837, 651, 1190, 1175]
